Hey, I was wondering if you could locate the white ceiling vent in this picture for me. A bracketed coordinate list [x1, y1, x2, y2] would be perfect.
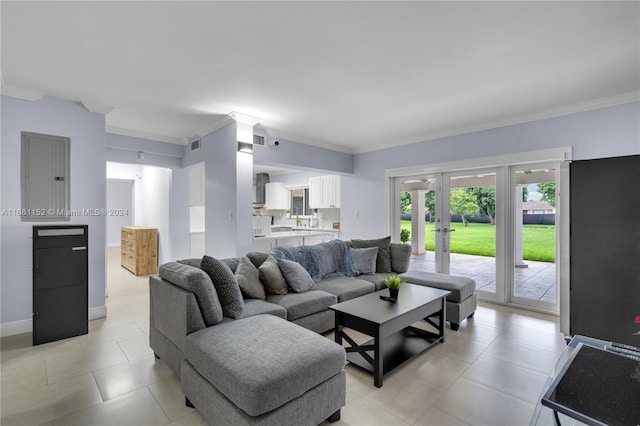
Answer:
[253, 135, 265, 147]
[190, 137, 201, 152]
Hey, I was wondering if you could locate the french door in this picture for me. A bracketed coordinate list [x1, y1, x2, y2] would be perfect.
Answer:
[397, 169, 500, 300]
[393, 160, 562, 314]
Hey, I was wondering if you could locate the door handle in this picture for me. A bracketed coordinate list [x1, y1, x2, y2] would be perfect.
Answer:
[71, 246, 87, 251]
[442, 228, 455, 233]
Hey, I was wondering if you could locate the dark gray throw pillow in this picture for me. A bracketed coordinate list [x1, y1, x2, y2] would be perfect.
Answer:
[351, 236, 392, 273]
[235, 257, 266, 300]
[350, 246, 378, 275]
[258, 255, 288, 295]
[200, 255, 244, 319]
[278, 258, 315, 292]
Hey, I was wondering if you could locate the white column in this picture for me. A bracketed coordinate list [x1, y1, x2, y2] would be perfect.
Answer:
[230, 112, 261, 256]
[411, 190, 426, 254]
[515, 185, 526, 268]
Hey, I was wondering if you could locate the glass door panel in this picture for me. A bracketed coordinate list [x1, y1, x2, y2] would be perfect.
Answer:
[512, 166, 558, 311]
[399, 176, 439, 273]
[445, 171, 497, 297]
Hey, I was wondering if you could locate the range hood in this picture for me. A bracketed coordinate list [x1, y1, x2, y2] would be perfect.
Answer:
[254, 173, 270, 205]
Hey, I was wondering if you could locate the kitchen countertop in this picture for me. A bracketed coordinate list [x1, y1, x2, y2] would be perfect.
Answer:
[253, 229, 336, 240]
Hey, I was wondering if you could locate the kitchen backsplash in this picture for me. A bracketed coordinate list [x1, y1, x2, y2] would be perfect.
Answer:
[271, 208, 340, 229]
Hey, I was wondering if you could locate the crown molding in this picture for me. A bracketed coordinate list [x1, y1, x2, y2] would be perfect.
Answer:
[228, 111, 261, 126]
[354, 91, 640, 154]
[105, 125, 186, 145]
[195, 115, 236, 137]
[0, 83, 44, 101]
[80, 100, 114, 115]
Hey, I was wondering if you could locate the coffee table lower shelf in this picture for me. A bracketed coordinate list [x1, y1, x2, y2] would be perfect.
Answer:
[344, 325, 443, 378]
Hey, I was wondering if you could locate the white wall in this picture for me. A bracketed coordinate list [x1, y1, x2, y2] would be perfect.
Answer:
[106, 179, 134, 246]
[1, 95, 107, 331]
[106, 162, 172, 264]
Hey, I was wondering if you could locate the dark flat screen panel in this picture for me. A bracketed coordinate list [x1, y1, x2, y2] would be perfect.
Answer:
[570, 155, 640, 346]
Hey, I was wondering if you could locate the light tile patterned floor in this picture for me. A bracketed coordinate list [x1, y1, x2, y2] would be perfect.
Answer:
[0, 247, 566, 425]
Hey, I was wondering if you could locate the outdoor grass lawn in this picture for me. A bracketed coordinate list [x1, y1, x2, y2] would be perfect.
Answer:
[400, 220, 556, 262]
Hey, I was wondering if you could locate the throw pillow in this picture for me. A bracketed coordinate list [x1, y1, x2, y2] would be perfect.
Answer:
[200, 255, 244, 319]
[351, 236, 392, 273]
[350, 246, 378, 275]
[235, 257, 266, 300]
[278, 258, 315, 292]
[258, 255, 288, 295]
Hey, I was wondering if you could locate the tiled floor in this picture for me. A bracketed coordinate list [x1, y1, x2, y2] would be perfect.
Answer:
[0, 247, 567, 425]
[410, 252, 556, 302]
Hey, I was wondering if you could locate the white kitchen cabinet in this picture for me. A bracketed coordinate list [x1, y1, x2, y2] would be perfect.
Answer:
[252, 238, 273, 253]
[275, 236, 303, 247]
[189, 164, 205, 206]
[309, 176, 322, 209]
[309, 175, 340, 208]
[265, 182, 289, 210]
[302, 234, 329, 246]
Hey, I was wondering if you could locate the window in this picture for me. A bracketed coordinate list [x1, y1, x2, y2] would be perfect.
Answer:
[21, 131, 71, 221]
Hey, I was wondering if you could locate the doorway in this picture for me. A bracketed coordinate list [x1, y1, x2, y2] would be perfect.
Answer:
[391, 150, 568, 314]
[398, 170, 499, 298]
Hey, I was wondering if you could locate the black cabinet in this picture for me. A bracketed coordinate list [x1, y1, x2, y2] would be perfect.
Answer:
[570, 155, 640, 346]
[33, 225, 88, 345]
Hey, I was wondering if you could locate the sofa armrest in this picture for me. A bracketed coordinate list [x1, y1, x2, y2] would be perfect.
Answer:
[390, 243, 411, 273]
[150, 276, 206, 351]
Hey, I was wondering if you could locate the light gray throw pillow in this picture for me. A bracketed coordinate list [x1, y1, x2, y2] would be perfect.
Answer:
[200, 255, 244, 319]
[278, 258, 315, 292]
[235, 257, 266, 300]
[258, 255, 288, 295]
[350, 246, 379, 275]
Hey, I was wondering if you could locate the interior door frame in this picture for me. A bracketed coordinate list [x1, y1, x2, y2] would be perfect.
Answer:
[387, 148, 571, 316]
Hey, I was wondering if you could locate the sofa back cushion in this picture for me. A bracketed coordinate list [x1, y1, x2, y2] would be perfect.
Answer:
[351, 236, 392, 273]
[390, 243, 412, 273]
[159, 262, 224, 326]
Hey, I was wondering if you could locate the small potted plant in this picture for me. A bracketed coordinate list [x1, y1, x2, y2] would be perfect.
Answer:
[384, 275, 403, 300]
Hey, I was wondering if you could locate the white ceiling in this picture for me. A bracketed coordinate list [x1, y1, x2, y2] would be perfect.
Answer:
[2, 1, 638, 154]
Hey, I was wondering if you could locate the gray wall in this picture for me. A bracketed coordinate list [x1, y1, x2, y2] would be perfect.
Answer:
[340, 101, 640, 240]
[2, 92, 638, 332]
[1, 95, 107, 326]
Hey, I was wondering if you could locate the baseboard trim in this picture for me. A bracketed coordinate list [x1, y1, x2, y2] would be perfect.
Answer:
[0, 318, 32, 337]
[1, 305, 108, 337]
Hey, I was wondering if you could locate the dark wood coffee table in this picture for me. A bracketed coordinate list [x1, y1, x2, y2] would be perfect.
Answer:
[329, 283, 450, 387]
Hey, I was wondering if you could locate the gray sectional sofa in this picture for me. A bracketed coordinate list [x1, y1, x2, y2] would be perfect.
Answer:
[149, 238, 477, 425]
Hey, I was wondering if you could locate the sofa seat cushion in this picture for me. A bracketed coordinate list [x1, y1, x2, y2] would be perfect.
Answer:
[399, 270, 476, 303]
[357, 272, 394, 291]
[266, 290, 337, 321]
[234, 299, 287, 320]
[314, 276, 375, 302]
[184, 315, 346, 417]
